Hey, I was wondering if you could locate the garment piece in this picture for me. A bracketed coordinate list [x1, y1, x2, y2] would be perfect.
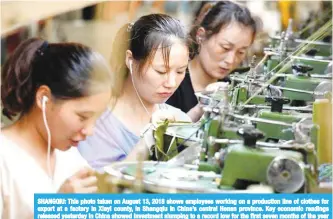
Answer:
[0, 134, 88, 219]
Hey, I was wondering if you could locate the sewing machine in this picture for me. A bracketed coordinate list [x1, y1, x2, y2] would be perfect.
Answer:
[217, 126, 318, 193]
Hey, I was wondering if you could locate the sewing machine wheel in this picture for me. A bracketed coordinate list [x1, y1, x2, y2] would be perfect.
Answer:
[314, 81, 332, 99]
[266, 157, 305, 193]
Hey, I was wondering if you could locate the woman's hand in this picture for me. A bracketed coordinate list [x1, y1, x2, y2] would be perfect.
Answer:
[205, 81, 229, 92]
[188, 82, 229, 122]
[58, 167, 97, 193]
[187, 104, 203, 123]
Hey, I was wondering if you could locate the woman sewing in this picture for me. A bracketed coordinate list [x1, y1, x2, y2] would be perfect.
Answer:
[167, 1, 259, 122]
[78, 14, 191, 170]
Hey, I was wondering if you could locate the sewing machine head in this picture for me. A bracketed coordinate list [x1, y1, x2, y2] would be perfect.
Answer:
[218, 126, 318, 193]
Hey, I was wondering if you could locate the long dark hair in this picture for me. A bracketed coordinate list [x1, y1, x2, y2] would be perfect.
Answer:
[1, 38, 112, 120]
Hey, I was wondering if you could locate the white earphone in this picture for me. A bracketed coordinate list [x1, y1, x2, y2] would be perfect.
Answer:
[42, 95, 49, 104]
[129, 59, 133, 75]
[41, 95, 52, 180]
[128, 59, 151, 116]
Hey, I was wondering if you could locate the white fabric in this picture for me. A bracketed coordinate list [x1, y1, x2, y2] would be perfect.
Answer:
[0, 134, 88, 219]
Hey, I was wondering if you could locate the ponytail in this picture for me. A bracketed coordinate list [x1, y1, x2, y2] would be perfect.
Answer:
[109, 23, 131, 98]
[1, 38, 45, 120]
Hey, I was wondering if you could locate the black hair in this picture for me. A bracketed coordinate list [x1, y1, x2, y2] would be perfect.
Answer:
[110, 13, 188, 96]
[1, 38, 112, 120]
[189, 1, 259, 59]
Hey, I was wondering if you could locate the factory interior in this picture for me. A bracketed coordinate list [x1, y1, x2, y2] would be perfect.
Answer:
[0, 0, 332, 199]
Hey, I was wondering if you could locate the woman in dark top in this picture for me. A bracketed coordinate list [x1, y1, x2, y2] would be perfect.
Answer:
[167, 1, 259, 121]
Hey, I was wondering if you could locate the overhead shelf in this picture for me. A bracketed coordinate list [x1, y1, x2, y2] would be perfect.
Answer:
[1, 1, 102, 37]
